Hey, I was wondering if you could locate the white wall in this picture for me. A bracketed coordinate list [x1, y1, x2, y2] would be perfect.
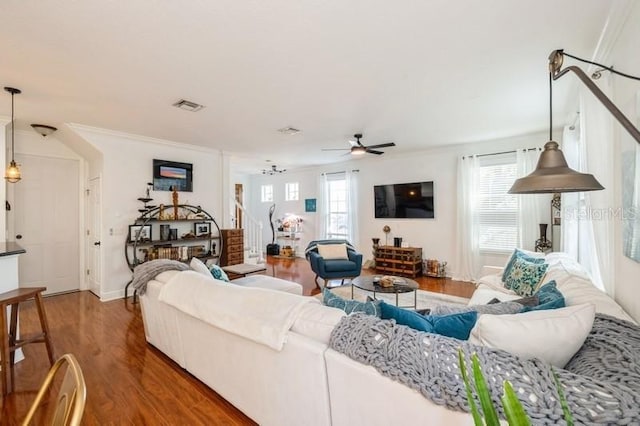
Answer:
[70, 126, 223, 300]
[610, 2, 640, 321]
[1, 118, 9, 242]
[245, 131, 551, 278]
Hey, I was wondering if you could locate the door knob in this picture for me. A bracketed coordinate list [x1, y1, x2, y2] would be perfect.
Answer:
[94, 241, 101, 246]
[15, 234, 22, 239]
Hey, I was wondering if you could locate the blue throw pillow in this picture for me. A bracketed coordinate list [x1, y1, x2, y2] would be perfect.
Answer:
[521, 280, 566, 312]
[504, 256, 548, 297]
[209, 264, 230, 282]
[323, 288, 381, 317]
[502, 249, 545, 283]
[380, 301, 434, 332]
[380, 301, 478, 340]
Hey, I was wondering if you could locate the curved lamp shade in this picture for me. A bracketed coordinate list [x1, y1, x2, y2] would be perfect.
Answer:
[508, 141, 604, 194]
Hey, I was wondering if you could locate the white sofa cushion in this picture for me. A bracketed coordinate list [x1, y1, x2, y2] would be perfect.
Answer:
[190, 257, 211, 276]
[291, 303, 345, 343]
[233, 275, 303, 295]
[469, 303, 596, 368]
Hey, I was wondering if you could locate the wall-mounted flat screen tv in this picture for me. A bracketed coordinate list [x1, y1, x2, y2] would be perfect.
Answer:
[153, 159, 193, 192]
[374, 181, 434, 219]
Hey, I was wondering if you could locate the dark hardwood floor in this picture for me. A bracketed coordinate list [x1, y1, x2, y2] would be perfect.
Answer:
[0, 256, 474, 424]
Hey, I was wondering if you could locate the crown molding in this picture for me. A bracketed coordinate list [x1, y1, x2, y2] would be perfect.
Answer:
[67, 123, 218, 153]
[591, 0, 635, 65]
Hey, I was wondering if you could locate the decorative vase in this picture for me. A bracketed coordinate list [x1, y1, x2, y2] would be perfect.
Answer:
[535, 223, 552, 253]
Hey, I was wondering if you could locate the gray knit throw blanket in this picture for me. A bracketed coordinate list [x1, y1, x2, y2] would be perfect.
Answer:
[329, 313, 640, 425]
[131, 259, 190, 294]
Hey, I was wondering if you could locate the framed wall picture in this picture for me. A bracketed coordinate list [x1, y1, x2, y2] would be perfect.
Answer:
[305, 198, 316, 212]
[129, 225, 152, 243]
[194, 222, 211, 237]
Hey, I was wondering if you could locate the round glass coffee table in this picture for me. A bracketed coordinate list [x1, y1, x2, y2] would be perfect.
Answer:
[351, 275, 419, 309]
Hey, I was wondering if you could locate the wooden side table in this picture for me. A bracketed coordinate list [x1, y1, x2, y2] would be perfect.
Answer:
[0, 287, 55, 396]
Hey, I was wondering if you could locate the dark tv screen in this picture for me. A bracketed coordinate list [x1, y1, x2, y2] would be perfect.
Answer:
[374, 181, 434, 219]
[153, 159, 193, 192]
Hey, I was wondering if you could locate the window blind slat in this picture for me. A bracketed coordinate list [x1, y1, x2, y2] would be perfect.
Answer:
[478, 155, 518, 251]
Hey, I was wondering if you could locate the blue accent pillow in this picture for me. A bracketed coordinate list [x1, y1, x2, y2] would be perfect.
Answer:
[502, 249, 545, 283]
[209, 264, 230, 282]
[521, 280, 565, 312]
[380, 301, 478, 340]
[323, 288, 381, 317]
[503, 256, 548, 297]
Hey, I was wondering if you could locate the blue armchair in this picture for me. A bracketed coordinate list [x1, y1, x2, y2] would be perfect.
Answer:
[305, 239, 363, 288]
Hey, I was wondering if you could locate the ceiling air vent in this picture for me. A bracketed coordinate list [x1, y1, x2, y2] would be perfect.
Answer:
[277, 127, 301, 135]
[172, 99, 205, 112]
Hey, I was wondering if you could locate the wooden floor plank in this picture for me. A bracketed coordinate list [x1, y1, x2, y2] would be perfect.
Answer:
[0, 255, 474, 423]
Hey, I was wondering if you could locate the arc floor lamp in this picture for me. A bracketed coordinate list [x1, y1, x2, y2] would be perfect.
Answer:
[509, 49, 640, 194]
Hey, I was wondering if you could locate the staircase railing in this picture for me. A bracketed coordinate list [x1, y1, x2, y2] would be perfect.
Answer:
[232, 199, 265, 264]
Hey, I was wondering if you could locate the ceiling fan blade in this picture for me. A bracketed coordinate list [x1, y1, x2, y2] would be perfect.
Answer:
[366, 149, 384, 155]
[321, 148, 350, 151]
[366, 142, 396, 149]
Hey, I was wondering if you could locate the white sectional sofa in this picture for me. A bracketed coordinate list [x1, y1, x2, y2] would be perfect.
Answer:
[139, 253, 636, 426]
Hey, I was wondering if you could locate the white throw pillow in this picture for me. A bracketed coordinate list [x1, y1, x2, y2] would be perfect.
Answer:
[190, 257, 211, 277]
[317, 243, 349, 260]
[469, 303, 596, 368]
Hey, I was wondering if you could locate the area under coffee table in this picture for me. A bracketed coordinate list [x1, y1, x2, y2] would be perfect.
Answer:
[351, 275, 419, 309]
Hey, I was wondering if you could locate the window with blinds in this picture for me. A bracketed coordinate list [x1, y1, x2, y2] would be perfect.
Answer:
[478, 152, 518, 252]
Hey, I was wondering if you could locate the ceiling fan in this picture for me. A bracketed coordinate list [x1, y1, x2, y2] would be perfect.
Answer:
[322, 133, 396, 156]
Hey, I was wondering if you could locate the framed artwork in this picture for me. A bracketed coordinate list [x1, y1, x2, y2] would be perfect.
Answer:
[305, 198, 316, 212]
[194, 222, 211, 237]
[129, 224, 152, 243]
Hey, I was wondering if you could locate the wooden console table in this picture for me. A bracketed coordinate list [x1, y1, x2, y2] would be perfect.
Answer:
[375, 246, 423, 278]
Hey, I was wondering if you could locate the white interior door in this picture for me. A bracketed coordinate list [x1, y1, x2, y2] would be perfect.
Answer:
[9, 154, 80, 295]
[87, 177, 102, 297]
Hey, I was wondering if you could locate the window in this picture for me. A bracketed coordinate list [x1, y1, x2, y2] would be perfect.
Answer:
[477, 153, 518, 252]
[285, 182, 299, 201]
[261, 184, 273, 202]
[326, 173, 348, 239]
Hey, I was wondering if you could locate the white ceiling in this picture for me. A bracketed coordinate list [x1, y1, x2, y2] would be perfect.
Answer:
[0, 0, 621, 174]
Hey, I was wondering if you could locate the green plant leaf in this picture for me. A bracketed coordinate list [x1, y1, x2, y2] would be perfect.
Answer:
[458, 349, 485, 426]
[471, 353, 500, 426]
[551, 368, 574, 426]
[501, 380, 531, 426]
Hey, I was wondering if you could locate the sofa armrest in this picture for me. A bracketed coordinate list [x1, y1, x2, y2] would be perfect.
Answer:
[481, 265, 504, 277]
[307, 251, 326, 274]
[347, 250, 363, 270]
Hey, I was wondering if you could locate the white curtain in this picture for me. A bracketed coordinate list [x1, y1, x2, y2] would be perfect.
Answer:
[316, 174, 329, 240]
[455, 155, 481, 281]
[315, 171, 359, 246]
[516, 148, 546, 250]
[561, 73, 614, 293]
[344, 170, 359, 246]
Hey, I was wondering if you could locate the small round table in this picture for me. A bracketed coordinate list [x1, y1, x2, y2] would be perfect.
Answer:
[351, 275, 419, 309]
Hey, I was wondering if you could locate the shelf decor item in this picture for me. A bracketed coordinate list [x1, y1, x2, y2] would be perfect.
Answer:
[129, 225, 152, 243]
[194, 222, 211, 237]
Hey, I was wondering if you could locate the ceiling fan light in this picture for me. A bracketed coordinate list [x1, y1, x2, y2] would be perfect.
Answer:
[31, 124, 58, 137]
[351, 146, 366, 155]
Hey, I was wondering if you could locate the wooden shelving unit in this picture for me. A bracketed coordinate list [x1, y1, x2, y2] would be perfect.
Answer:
[220, 228, 244, 266]
[375, 246, 423, 278]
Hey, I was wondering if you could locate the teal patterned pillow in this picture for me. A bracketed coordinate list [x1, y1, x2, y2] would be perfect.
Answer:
[323, 288, 381, 317]
[209, 264, 230, 282]
[504, 257, 548, 297]
[502, 249, 545, 282]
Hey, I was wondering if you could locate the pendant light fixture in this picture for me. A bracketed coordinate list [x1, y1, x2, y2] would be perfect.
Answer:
[4, 87, 22, 183]
[509, 50, 640, 194]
